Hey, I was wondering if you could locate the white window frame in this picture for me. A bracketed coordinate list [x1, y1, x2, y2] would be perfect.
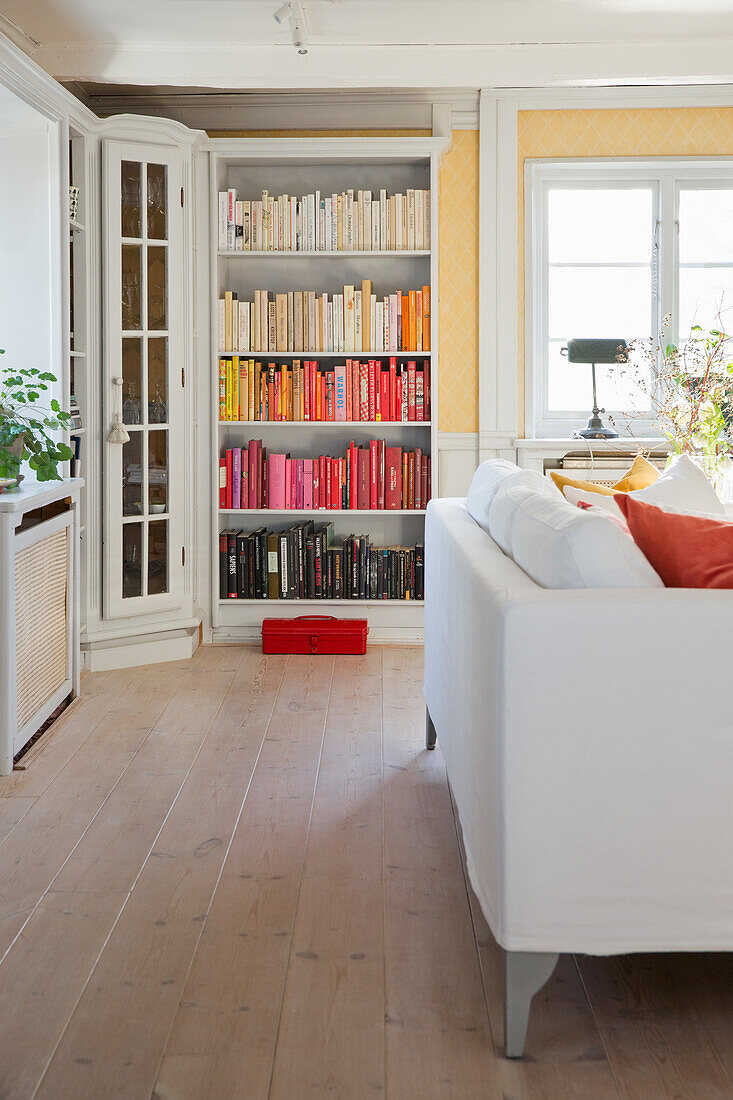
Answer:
[525, 157, 733, 438]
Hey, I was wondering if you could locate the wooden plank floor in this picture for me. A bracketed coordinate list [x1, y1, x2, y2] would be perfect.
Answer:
[0, 647, 730, 1098]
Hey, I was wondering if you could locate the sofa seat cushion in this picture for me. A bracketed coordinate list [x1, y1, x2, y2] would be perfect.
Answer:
[617, 494, 733, 587]
[494, 483, 663, 589]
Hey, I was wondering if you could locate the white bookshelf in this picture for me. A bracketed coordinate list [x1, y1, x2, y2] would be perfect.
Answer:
[209, 138, 442, 645]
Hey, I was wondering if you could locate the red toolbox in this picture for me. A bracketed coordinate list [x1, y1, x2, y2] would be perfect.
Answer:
[262, 616, 368, 655]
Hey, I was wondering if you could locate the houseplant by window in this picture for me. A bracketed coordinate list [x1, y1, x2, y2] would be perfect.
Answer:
[0, 349, 72, 487]
[617, 320, 733, 495]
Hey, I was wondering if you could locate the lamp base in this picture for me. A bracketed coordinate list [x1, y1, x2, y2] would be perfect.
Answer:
[577, 412, 618, 440]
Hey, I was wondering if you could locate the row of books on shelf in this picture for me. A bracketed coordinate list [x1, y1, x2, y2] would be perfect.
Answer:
[219, 283, 430, 355]
[219, 524, 425, 601]
[219, 357, 430, 423]
[218, 187, 431, 253]
[220, 441, 431, 511]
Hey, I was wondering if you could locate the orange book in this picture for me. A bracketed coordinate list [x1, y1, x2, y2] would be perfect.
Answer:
[422, 285, 430, 351]
[401, 294, 409, 351]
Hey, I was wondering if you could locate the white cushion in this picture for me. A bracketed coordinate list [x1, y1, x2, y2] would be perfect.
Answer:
[488, 469, 557, 554]
[563, 453, 724, 518]
[466, 460, 520, 532]
[507, 485, 663, 589]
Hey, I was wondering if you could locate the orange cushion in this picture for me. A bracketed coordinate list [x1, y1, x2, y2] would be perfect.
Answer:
[615, 494, 733, 588]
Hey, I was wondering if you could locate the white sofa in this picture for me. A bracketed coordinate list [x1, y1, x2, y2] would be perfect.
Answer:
[423, 494, 733, 1057]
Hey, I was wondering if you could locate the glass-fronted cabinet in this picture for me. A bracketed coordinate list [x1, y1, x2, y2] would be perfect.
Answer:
[103, 141, 186, 618]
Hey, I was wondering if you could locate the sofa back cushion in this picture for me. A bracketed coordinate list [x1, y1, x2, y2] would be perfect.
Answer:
[495, 483, 663, 589]
[488, 469, 557, 555]
[563, 453, 724, 518]
[466, 459, 521, 532]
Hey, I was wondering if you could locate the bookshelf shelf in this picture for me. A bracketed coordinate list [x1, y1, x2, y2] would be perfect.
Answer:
[219, 508, 427, 516]
[218, 420, 431, 428]
[219, 599, 424, 607]
[210, 138, 441, 643]
[216, 350, 432, 358]
[217, 250, 430, 259]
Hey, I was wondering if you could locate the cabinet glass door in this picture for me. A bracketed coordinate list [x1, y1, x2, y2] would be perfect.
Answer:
[104, 141, 185, 618]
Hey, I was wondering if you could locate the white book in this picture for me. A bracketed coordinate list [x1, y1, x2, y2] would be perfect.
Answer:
[377, 300, 385, 353]
[291, 197, 297, 251]
[389, 294, 398, 352]
[243, 200, 251, 251]
[296, 199, 303, 251]
[218, 299, 226, 349]
[371, 201, 380, 250]
[240, 299, 249, 353]
[380, 189, 388, 251]
[218, 192, 228, 251]
[357, 190, 363, 250]
[319, 199, 326, 253]
[308, 194, 316, 251]
[425, 190, 431, 248]
[287, 291, 294, 351]
[395, 194, 403, 250]
[227, 188, 236, 251]
[232, 300, 239, 352]
[315, 191, 320, 250]
[415, 190, 423, 251]
[354, 290, 362, 354]
[363, 190, 372, 251]
[407, 189, 415, 251]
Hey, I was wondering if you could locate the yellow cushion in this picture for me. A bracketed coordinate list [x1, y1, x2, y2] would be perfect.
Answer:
[549, 454, 660, 498]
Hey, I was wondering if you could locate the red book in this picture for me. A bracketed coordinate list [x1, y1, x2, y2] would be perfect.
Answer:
[319, 455, 327, 508]
[421, 454, 429, 509]
[378, 439, 385, 510]
[402, 451, 409, 508]
[379, 368, 390, 423]
[219, 457, 227, 509]
[385, 446, 402, 510]
[335, 458, 343, 509]
[349, 441, 357, 509]
[241, 448, 249, 509]
[226, 448, 233, 509]
[423, 360, 431, 420]
[389, 358, 397, 421]
[369, 439, 378, 510]
[357, 448, 370, 509]
[426, 457, 432, 504]
[368, 361, 377, 421]
[415, 448, 422, 509]
[407, 361, 416, 421]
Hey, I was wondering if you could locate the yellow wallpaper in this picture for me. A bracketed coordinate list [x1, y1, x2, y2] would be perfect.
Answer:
[438, 130, 479, 433]
[208, 128, 479, 434]
[517, 107, 733, 434]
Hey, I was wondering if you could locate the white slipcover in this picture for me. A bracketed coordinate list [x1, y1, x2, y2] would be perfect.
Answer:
[424, 497, 733, 954]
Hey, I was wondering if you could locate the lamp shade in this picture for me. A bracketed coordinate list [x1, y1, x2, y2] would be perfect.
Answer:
[566, 338, 628, 365]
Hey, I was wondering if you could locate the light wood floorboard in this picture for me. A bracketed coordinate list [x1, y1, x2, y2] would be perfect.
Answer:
[0, 646, 728, 1099]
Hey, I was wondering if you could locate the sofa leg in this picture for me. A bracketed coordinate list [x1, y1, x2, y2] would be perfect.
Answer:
[504, 951, 559, 1058]
[425, 710, 437, 750]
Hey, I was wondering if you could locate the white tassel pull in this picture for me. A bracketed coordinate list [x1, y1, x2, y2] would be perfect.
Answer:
[108, 377, 130, 444]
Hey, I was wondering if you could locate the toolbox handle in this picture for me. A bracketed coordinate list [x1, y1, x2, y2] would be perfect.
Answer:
[294, 615, 337, 622]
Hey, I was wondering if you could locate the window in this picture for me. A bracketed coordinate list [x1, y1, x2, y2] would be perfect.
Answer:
[526, 159, 733, 437]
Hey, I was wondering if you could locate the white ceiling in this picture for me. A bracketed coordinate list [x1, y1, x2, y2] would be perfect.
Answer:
[3, 0, 733, 90]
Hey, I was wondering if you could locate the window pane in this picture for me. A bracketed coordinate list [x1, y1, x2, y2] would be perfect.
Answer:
[547, 340, 651, 413]
[147, 337, 168, 423]
[679, 267, 733, 338]
[548, 188, 653, 264]
[123, 523, 143, 598]
[148, 429, 168, 513]
[146, 163, 167, 240]
[679, 189, 733, 264]
[122, 244, 141, 330]
[122, 338, 142, 425]
[148, 521, 168, 595]
[122, 432, 143, 516]
[147, 245, 167, 330]
[549, 266, 651, 341]
[121, 161, 141, 238]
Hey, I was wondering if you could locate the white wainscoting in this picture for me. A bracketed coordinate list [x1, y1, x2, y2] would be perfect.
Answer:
[438, 432, 479, 498]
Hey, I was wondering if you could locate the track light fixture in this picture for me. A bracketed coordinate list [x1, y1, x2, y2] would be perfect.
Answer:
[273, 1, 308, 54]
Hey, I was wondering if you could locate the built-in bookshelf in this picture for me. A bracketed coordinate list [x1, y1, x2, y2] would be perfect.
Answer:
[210, 139, 442, 644]
[67, 126, 89, 629]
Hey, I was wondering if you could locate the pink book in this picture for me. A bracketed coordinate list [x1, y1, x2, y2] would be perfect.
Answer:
[240, 448, 249, 508]
[232, 448, 241, 509]
[295, 459, 303, 509]
[285, 458, 294, 509]
[334, 364, 347, 421]
[268, 453, 287, 509]
[345, 359, 353, 420]
[303, 460, 313, 509]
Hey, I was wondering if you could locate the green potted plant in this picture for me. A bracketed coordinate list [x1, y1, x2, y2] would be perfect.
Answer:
[0, 348, 73, 487]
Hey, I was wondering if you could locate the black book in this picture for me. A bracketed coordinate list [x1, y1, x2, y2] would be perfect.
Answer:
[219, 529, 232, 600]
[227, 530, 238, 599]
[359, 536, 368, 599]
[414, 543, 424, 600]
[278, 530, 289, 599]
[236, 532, 248, 598]
[306, 534, 315, 599]
[370, 547, 378, 600]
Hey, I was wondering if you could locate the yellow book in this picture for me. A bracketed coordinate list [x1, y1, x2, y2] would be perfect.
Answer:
[248, 359, 255, 421]
[232, 356, 239, 421]
[239, 358, 248, 420]
[225, 358, 232, 420]
[218, 358, 227, 421]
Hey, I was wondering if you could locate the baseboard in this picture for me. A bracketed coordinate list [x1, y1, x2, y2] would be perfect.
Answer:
[81, 621, 201, 671]
[211, 626, 424, 646]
